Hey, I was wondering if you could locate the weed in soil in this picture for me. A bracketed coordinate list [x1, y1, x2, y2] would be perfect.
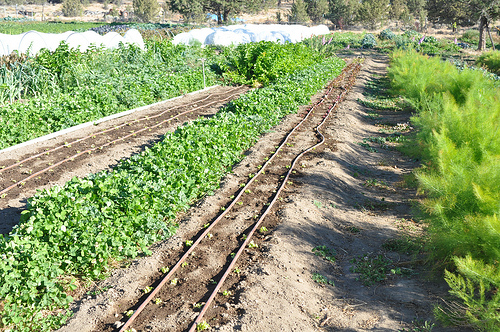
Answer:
[312, 273, 335, 286]
[350, 254, 392, 286]
[312, 245, 336, 263]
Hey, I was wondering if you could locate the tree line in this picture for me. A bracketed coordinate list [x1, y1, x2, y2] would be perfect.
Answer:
[2, 0, 499, 50]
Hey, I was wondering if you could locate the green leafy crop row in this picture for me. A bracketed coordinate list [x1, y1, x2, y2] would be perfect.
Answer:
[388, 50, 500, 330]
[0, 55, 345, 331]
[0, 41, 219, 149]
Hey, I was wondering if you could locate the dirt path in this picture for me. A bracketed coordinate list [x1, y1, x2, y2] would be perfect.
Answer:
[212, 54, 450, 332]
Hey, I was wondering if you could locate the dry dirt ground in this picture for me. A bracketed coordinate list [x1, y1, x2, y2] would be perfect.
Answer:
[47, 55, 470, 332]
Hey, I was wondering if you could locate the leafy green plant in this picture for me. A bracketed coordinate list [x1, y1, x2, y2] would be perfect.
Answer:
[361, 33, 377, 49]
[196, 321, 210, 331]
[379, 28, 396, 40]
[312, 273, 334, 286]
[312, 245, 336, 262]
[350, 254, 392, 286]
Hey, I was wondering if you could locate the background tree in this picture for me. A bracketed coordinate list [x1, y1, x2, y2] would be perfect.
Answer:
[407, 0, 426, 30]
[327, 0, 359, 28]
[389, 0, 410, 25]
[427, 0, 500, 50]
[289, 0, 309, 23]
[61, 0, 83, 16]
[168, 0, 272, 25]
[357, 0, 390, 29]
[133, 0, 159, 22]
[305, 0, 329, 23]
[167, 0, 204, 23]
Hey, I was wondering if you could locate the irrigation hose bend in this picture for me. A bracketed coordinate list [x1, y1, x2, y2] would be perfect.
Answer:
[118, 62, 361, 332]
[189, 62, 361, 332]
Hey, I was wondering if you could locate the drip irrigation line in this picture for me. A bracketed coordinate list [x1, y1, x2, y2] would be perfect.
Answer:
[189, 61, 362, 331]
[0, 87, 244, 174]
[118, 62, 360, 332]
[0, 88, 245, 196]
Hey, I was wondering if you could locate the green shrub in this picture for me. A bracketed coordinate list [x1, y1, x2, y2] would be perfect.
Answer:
[379, 28, 395, 40]
[477, 51, 500, 75]
[389, 50, 500, 330]
[361, 33, 377, 48]
[221, 41, 322, 85]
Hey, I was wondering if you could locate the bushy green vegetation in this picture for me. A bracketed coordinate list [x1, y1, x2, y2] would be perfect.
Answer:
[0, 40, 218, 149]
[477, 51, 500, 75]
[221, 41, 325, 85]
[388, 50, 500, 330]
[0, 44, 344, 330]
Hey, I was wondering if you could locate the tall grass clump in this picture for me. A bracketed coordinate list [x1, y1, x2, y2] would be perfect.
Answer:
[389, 50, 500, 330]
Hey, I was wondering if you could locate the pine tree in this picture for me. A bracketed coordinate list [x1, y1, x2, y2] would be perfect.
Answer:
[289, 0, 309, 24]
[133, 0, 160, 22]
[61, 0, 83, 17]
[357, 0, 390, 29]
[305, 0, 329, 23]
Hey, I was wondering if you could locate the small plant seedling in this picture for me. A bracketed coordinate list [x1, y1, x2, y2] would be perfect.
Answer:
[197, 321, 210, 331]
[181, 262, 188, 268]
[312, 245, 336, 262]
[242, 234, 247, 240]
[313, 200, 323, 209]
[234, 267, 241, 274]
[154, 298, 162, 305]
[124, 310, 134, 317]
[209, 279, 217, 285]
[248, 240, 258, 248]
[259, 226, 268, 233]
[160, 266, 169, 274]
[222, 290, 232, 296]
[244, 189, 252, 194]
[170, 278, 178, 286]
[193, 302, 205, 309]
[237, 201, 243, 205]
[348, 226, 360, 233]
[312, 273, 334, 286]
[229, 195, 235, 199]
[203, 223, 210, 228]
[185, 240, 194, 247]
[143, 286, 153, 293]
[230, 253, 236, 258]
[240, 183, 245, 187]
[220, 206, 226, 211]
[207, 233, 213, 239]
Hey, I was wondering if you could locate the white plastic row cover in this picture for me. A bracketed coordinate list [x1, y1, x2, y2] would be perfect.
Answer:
[0, 29, 144, 56]
[172, 24, 330, 46]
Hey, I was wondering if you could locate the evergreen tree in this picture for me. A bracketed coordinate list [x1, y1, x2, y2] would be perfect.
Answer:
[327, 0, 360, 27]
[289, 0, 309, 23]
[167, 0, 204, 23]
[61, 0, 83, 17]
[389, 0, 410, 23]
[357, 0, 390, 29]
[305, 0, 329, 23]
[133, 0, 160, 22]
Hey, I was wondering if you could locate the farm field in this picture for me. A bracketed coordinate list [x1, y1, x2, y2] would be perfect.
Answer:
[51, 54, 467, 332]
[1, 25, 499, 331]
